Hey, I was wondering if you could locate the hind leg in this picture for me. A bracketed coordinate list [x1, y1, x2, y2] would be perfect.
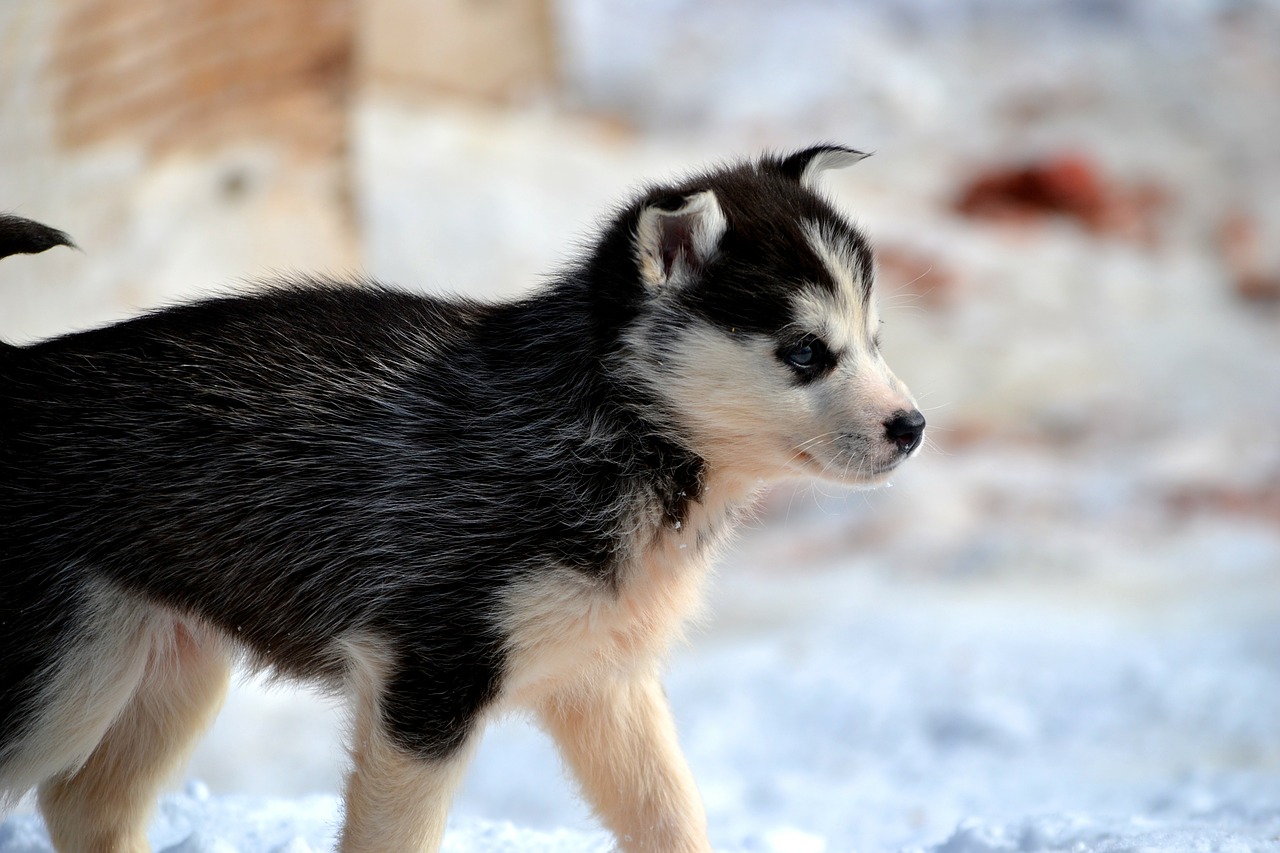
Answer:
[337, 641, 492, 853]
[338, 707, 478, 853]
[38, 622, 231, 853]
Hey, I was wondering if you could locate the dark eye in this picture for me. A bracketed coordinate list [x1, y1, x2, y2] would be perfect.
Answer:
[780, 337, 831, 372]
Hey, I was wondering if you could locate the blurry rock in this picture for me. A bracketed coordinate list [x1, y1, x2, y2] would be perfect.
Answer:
[955, 153, 1105, 226]
[1166, 482, 1280, 527]
[1218, 210, 1280, 305]
[953, 153, 1168, 243]
[1235, 272, 1280, 305]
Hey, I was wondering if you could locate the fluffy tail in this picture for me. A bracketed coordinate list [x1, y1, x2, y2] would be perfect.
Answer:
[0, 213, 76, 261]
[1, 213, 76, 349]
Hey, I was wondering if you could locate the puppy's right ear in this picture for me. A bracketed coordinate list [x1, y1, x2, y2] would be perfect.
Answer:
[775, 145, 869, 191]
[0, 214, 76, 261]
[634, 190, 726, 290]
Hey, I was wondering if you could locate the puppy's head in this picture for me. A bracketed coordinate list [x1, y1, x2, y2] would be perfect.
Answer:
[619, 145, 923, 487]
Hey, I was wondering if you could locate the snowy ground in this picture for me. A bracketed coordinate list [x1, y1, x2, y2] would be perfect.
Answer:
[4, 1, 1280, 850]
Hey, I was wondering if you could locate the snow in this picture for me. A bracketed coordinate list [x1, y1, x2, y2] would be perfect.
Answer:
[5, 0, 1280, 850]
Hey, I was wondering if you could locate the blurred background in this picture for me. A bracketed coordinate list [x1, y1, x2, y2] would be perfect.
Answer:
[2, 1, 1280, 850]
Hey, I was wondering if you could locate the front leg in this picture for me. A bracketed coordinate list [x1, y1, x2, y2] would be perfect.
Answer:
[537, 669, 711, 853]
[338, 641, 496, 853]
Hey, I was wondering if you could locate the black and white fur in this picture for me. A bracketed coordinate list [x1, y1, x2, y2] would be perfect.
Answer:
[0, 147, 925, 853]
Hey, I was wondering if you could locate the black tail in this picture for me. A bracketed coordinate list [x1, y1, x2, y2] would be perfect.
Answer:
[0, 213, 76, 260]
[1, 213, 75, 349]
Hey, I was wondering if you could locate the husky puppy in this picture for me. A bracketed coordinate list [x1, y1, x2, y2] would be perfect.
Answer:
[0, 146, 925, 853]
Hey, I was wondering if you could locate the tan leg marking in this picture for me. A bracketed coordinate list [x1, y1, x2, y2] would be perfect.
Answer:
[38, 621, 231, 853]
[338, 641, 477, 853]
[538, 670, 711, 853]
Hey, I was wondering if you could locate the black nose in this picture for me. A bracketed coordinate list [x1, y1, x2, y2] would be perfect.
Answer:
[884, 409, 926, 454]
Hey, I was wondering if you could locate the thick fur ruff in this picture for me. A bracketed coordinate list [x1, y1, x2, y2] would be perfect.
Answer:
[0, 147, 924, 852]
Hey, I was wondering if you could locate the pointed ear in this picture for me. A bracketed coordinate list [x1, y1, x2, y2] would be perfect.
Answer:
[776, 145, 870, 190]
[634, 190, 727, 289]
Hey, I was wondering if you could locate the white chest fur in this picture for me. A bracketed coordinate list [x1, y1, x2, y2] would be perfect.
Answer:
[495, 475, 754, 708]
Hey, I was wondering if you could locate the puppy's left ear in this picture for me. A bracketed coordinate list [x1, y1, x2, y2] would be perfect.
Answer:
[776, 145, 870, 190]
[635, 190, 727, 290]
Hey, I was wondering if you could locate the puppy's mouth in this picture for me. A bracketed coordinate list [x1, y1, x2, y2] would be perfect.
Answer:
[789, 445, 904, 485]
